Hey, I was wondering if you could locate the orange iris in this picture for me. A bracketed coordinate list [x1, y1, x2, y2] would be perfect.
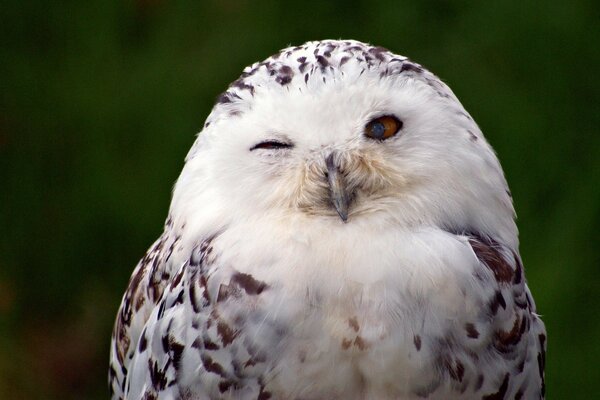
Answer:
[364, 116, 402, 140]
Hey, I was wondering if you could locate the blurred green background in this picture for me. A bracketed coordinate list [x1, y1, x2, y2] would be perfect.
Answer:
[1, 1, 598, 398]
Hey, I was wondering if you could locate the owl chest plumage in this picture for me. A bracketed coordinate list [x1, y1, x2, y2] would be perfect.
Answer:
[114, 221, 539, 400]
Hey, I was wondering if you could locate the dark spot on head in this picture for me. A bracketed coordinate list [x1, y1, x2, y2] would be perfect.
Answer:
[231, 79, 255, 95]
[276, 75, 292, 85]
[275, 65, 294, 85]
[316, 55, 329, 68]
[454, 111, 468, 120]
[400, 62, 423, 74]
[216, 92, 233, 104]
[368, 46, 389, 61]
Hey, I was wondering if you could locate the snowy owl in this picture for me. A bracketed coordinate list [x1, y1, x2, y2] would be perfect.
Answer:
[110, 40, 546, 400]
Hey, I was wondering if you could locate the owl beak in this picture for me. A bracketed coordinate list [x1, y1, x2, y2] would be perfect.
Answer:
[326, 153, 351, 222]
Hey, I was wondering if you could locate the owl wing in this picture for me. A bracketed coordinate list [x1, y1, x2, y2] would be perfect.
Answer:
[121, 235, 274, 400]
[442, 231, 546, 400]
[109, 221, 183, 400]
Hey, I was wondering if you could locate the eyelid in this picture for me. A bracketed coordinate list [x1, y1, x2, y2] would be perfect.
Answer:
[250, 140, 294, 151]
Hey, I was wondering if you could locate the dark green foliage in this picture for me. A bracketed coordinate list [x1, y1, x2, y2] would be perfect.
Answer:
[0, 1, 598, 398]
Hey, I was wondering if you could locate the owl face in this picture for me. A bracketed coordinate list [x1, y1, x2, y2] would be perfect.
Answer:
[174, 40, 517, 245]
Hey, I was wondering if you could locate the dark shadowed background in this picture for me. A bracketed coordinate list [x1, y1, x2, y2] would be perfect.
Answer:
[1, 1, 598, 399]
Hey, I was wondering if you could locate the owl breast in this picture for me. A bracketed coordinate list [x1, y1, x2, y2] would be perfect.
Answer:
[206, 219, 492, 399]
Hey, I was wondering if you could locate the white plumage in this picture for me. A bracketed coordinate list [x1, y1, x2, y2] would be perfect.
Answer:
[110, 40, 546, 399]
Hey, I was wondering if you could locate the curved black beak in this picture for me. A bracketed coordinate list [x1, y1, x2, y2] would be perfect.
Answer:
[325, 154, 351, 222]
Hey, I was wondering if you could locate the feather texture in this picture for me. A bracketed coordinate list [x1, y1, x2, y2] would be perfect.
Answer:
[110, 40, 545, 400]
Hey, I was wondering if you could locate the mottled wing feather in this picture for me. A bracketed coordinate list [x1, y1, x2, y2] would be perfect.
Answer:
[124, 236, 274, 400]
[454, 232, 546, 400]
[109, 219, 182, 400]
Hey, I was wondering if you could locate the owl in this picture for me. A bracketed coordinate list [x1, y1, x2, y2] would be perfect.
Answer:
[109, 40, 546, 400]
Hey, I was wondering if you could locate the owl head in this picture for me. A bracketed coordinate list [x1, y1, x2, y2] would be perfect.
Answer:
[170, 40, 517, 247]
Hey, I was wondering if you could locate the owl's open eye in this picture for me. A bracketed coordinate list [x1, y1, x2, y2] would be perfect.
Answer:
[250, 140, 293, 151]
[364, 115, 403, 140]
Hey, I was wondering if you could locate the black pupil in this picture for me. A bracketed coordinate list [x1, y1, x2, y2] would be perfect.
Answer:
[370, 122, 386, 139]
